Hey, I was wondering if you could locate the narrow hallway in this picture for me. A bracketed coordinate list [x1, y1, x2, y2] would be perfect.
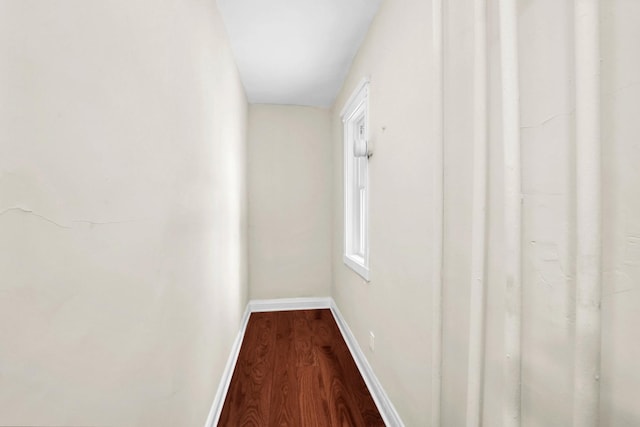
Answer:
[1, 0, 639, 426]
[218, 309, 383, 426]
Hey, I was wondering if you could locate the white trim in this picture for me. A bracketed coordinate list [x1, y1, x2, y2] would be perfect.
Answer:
[573, 0, 602, 426]
[248, 296, 332, 312]
[466, 0, 489, 426]
[340, 77, 371, 119]
[329, 299, 404, 427]
[431, 0, 444, 425]
[344, 254, 371, 281]
[499, 0, 523, 425]
[204, 297, 403, 427]
[203, 304, 251, 427]
[342, 79, 371, 282]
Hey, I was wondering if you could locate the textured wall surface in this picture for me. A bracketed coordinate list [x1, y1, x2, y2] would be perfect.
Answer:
[331, 0, 640, 425]
[0, 1, 248, 425]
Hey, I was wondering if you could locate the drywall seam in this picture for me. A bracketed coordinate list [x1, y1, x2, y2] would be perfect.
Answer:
[0, 206, 140, 229]
[573, 0, 602, 426]
[498, 0, 523, 425]
[465, 0, 489, 425]
[0, 206, 72, 229]
[431, 0, 445, 425]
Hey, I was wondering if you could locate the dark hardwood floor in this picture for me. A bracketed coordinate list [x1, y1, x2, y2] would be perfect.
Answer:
[218, 309, 385, 426]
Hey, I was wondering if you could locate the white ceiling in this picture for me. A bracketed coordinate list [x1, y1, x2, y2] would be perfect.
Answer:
[217, 0, 382, 108]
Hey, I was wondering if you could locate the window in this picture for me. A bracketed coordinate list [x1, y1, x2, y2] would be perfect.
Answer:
[341, 78, 370, 281]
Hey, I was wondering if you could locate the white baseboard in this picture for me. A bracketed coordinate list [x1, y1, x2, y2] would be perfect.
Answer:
[204, 297, 403, 427]
[249, 296, 332, 312]
[329, 300, 405, 427]
[203, 304, 251, 427]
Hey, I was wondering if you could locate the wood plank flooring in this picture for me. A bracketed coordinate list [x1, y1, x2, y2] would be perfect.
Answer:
[218, 309, 385, 426]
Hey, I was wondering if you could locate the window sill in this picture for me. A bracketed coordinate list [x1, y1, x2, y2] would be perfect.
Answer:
[344, 254, 370, 282]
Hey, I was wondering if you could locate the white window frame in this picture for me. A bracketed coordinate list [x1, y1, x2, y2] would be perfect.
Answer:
[341, 78, 370, 281]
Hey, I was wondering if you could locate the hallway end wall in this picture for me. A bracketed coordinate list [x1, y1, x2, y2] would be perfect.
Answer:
[248, 105, 332, 300]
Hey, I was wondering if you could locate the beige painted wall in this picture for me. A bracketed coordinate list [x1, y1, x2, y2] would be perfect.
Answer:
[601, 1, 640, 425]
[441, 1, 474, 424]
[0, 1, 248, 426]
[248, 105, 332, 299]
[330, 0, 434, 425]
